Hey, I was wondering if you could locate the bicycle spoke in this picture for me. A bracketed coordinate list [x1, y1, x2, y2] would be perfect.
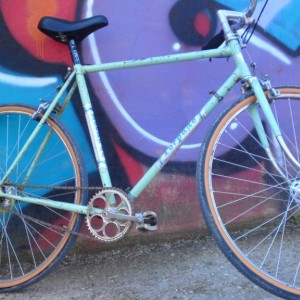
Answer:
[0, 105, 87, 291]
[198, 88, 300, 297]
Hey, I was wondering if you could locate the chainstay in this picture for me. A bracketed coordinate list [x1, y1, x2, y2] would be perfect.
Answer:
[5, 182, 105, 241]
[6, 207, 103, 242]
[4, 184, 135, 242]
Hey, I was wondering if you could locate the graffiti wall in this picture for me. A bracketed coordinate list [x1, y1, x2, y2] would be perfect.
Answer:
[1, 0, 300, 238]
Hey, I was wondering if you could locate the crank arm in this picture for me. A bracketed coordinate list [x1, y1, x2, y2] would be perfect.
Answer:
[103, 210, 142, 223]
[103, 210, 157, 231]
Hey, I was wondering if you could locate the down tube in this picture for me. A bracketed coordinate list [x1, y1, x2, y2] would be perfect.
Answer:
[129, 69, 241, 200]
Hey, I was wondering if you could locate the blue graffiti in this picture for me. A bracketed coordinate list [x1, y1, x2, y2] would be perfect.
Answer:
[216, 0, 300, 54]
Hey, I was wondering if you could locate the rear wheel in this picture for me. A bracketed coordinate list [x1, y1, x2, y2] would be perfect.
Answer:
[0, 104, 88, 292]
[197, 87, 300, 299]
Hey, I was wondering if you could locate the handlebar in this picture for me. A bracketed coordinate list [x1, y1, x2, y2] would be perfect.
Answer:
[217, 0, 258, 35]
[203, 0, 258, 50]
[245, 0, 257, 18]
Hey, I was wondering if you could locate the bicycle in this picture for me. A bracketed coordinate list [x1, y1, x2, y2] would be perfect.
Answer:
[0, 0, 300, 298]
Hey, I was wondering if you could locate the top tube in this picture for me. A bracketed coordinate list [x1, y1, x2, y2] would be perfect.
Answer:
[82, 46, 232, 73]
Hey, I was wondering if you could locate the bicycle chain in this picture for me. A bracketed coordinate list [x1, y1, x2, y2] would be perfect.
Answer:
[10, 183, 103, 191]
[3, 183, 113, 242]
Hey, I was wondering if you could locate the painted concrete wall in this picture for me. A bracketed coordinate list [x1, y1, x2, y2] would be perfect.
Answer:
[1, 0, 300, 246]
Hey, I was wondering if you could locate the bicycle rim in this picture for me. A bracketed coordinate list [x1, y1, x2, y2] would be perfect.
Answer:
[198, 87, 300, 298]
[0, 105, 87, 291]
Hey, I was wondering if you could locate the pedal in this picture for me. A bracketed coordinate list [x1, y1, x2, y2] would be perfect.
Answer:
[136, 211, 158, 232]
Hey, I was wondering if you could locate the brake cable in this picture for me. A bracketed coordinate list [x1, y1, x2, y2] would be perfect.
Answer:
[241, 0, 269, 45]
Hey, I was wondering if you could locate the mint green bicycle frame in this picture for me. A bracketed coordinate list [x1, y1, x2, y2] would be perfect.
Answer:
[0, 8, 289, 218]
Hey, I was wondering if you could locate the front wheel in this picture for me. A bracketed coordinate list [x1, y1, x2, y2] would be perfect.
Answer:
[197, 87, 300, 299]
[0, 104, 88, 292]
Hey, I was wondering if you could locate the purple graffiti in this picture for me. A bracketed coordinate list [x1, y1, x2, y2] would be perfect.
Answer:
[81, 0, 300, 161]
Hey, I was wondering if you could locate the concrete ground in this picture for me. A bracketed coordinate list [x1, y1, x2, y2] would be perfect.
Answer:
[2, 236, 281, 300]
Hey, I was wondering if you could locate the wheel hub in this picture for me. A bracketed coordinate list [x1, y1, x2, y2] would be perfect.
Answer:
[0, 185, 16, 213]
[290, 180, 300, 204]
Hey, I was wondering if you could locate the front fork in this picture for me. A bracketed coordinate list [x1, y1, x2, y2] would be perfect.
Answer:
[247, 76, 299, 182]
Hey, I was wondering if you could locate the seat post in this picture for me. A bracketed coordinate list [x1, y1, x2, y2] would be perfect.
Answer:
[68, 40, 81, 65]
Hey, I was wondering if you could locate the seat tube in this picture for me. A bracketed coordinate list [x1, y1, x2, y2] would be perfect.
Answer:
[75, 64, 112, 188]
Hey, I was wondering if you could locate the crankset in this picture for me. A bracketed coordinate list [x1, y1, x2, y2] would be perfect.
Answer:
[86, 188, 158, 242]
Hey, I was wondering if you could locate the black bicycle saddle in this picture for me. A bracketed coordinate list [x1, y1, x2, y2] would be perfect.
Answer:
[38, 15, 108, 44]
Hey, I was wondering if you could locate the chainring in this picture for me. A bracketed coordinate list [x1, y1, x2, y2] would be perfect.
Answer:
[86, 188, 133, 242]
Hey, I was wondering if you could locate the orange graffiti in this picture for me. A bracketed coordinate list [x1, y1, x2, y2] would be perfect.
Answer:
[0, 0, 77, 65]
[27, 0, 57, 60]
